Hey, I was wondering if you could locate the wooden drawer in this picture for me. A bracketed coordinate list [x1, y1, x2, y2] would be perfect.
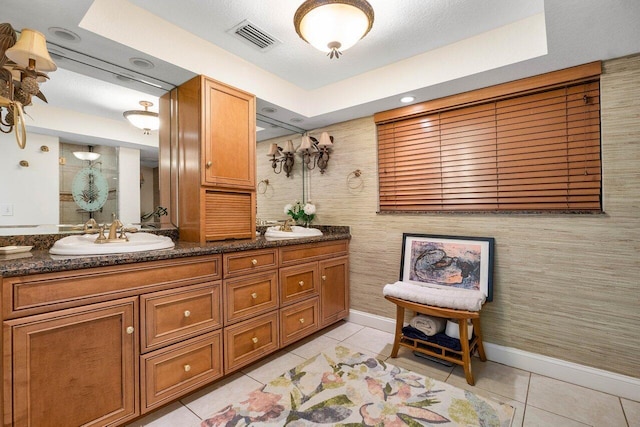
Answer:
[3, 255, 221, 319]
[280, 297, 319, 347]
[141, 330, 223, 413]
[141, 282, 222, 353]
[223, 248, 278, 278]
[224, 271, 278, 325]
[279, 262, 318, 306]
[279, 240, 348, 266]
[224, 312, 279, 373]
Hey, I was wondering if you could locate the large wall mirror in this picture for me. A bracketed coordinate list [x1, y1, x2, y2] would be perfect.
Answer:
[0, 49, 305, 236]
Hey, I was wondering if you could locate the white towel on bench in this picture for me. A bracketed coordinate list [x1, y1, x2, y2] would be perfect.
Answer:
[383, 281, 485, 312]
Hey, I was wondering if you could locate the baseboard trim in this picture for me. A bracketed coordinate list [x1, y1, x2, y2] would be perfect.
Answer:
[347, 309, 640, 401]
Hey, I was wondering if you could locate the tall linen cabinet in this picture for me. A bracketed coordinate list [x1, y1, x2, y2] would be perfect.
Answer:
[160, 75, 256, 242]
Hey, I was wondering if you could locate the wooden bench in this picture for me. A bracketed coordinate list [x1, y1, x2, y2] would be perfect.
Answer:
[385, 295, 486, 385]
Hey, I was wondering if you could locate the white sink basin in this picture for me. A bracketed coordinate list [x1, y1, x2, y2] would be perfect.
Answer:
[264, 226, 323, 240]
[49, 232, 175, 255]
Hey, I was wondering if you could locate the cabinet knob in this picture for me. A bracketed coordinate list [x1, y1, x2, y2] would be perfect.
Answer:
[299, 318, 305, 324]
[184, 364, 191, 372]
[184, 310, 191, 318]
[298, 280, 304, 287]
[251, 259, 258, 265]
[322, 275, 327, 280]
[206, 161, 212, 168]
[126, 326, 134, 334]
[251, 337, 259, 344]
[251, 292, 258, 299]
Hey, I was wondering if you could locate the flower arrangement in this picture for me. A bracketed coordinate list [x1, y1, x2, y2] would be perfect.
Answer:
[284, 201, 316, 226]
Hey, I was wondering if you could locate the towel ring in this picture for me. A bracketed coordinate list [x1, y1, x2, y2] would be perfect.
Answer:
[257, 179, 270, 194]
[347, 169, 363, 189]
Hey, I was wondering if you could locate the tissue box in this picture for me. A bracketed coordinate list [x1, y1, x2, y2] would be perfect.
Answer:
[445, 319, 473, 339]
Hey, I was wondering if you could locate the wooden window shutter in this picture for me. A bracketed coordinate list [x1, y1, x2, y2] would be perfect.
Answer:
[376, 63, 602, 213]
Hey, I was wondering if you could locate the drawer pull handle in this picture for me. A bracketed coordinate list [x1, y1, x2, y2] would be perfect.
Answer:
[251, 259, 258, 265]
[184, 310, 191, 318]
[251, 292, 258, 299]
[252, 337, 259, 344]
[206, 161, 212, 168]
[126, 326, 134, 334]
[299, 318, 305, 324]
[184, 364, 191, 372]
[322, 275, 327, 280]
[298, 280, 304, 287]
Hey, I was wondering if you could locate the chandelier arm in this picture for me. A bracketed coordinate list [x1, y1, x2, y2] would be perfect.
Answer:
[12, 101, 26, 149]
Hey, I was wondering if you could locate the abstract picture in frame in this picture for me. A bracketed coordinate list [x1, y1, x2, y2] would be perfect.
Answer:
[399, 233, 495, 301]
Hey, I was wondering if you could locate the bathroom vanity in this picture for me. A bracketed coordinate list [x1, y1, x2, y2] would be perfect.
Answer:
[0, 231, 349, 426]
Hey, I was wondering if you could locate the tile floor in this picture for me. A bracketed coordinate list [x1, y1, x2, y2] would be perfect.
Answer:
[127, 321, 639, 427]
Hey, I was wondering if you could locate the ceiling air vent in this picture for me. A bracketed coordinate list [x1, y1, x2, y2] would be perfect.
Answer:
[227, 20, 281, 52]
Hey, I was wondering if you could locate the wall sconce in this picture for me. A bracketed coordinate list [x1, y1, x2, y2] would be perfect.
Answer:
[297, 132, 334, 174]
[267, 140, 296, 177]
[0, 25, 57, 149]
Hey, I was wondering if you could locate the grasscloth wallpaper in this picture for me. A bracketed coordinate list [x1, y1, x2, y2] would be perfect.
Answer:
[257, 54, 640, 378]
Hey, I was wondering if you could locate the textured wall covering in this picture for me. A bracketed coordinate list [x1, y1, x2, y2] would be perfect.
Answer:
[257, 54, 640, 378]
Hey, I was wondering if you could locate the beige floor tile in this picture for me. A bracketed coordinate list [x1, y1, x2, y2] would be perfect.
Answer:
[622, 398, 640, 427]
[383, 346, 455, 382]
[527, 374, 627, 426]
[321, 320, 365, 341]
[523, 406, 591, 427]
[180, 373, 262, 419]
[447, 358, 530, 403]
[125, 401, 201, 427]
[341, 326, 395, 356]
[287, 334, 340, 359]
[240, 350, 306, 384]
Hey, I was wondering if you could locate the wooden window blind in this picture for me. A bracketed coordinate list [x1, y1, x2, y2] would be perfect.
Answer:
[376, 64, 602, 213]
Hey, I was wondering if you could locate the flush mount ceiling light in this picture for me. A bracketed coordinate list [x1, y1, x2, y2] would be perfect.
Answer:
[73, 151, 101, 162]
[294, 0, 374, 59]
[123, 100, 159, 135]
[400, 96, 415, 103]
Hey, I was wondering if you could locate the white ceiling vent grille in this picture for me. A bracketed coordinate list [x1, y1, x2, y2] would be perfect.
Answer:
[227, 20, 281, 52]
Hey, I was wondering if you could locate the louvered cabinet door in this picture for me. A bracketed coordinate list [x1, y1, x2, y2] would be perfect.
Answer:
[203, 189, 255, 241]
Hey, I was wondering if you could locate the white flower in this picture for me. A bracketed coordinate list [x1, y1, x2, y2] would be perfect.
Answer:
[303, 203, 316, 215]
[283, 204, 292, 214]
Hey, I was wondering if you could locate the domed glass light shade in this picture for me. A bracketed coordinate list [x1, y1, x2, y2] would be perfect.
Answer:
[294, 0, 374, 59]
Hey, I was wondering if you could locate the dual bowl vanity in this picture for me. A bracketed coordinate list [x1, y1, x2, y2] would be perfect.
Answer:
[0, 226, 350, 426]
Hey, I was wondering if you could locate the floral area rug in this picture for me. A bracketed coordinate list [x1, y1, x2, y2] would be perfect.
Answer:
[201, 346, 514, 426]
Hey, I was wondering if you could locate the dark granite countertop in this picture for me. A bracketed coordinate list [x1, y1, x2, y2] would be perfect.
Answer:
[0, 226, 350, 278]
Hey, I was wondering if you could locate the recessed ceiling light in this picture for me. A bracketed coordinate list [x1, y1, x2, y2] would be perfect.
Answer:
[400, 96, 415, 103]
[290, 118, 304, 123]
[115, 74, 135, 83]
[261, 107, 277, 114]
[129, 57, 155, 69]
[48, 27, 81, 42]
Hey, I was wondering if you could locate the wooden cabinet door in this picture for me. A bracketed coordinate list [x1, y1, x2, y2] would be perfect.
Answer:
[203, 77, 256, 190]
[7, 298, 138, 427]
[319, 256, 349, 327]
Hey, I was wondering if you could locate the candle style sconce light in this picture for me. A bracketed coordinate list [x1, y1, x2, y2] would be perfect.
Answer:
[267, 140, 296, 177]
[297, 131, 334, 174]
